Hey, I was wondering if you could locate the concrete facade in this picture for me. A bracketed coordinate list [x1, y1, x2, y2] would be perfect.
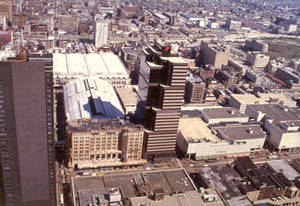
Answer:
[177, 118, 266, 160]
[200, 107, 249, 124]
[94, 17, 108, 48]
[0, 60, 56, 206]
[246, 52, 270, 68]
[246, 104, 300, 152]
[200, 41, 230, 69]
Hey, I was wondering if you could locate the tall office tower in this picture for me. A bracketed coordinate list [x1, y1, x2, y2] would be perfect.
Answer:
[137, 40, 188, 161]
[0, 0, 12, 23]
[94, 16, 108, 48]
[0, 56, 56, 206]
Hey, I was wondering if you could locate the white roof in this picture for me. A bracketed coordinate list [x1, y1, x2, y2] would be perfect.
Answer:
[53, 52, 128, 79]
[64, 77, 125, 120]
[267, 159, 300, 181]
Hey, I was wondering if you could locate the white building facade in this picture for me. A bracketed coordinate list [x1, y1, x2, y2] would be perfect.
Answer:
[95, 17, 108, 48]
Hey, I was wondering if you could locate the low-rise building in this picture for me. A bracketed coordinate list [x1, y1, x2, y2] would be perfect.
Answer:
[64, 77, 125, 120]
[229, 93, 297, 113]
[234, 157, 300, 203]
[177, 117, 266, 160]
[196, 165, 252, 206]
[267, 160, 300, 182]
[0, 30, 12, 47]
[246, 104, 300, 152]
[275, 67, 300, 89]
[76, 187, 124, 206]
[71, 169, 216, 206]
[115, 86, 138, 115]
[200, 107, 249, 124]
[53, 52, 130, 86]
[68, 119, 145, 169]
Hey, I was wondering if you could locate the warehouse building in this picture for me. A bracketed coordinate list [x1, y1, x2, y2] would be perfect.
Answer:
[64, 77, 125, 120]
[177, 117, 266, 160]
[246, 104, 300, 152]
[267, 160, 300, 182]
[229, 93, 297, 113]
[53, 52, 130, 86]
[71, 169, 225, 206]
[200, 107, 249, 124]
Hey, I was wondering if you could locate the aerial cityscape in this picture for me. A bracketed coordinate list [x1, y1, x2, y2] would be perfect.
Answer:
[1, 0, 300, 206]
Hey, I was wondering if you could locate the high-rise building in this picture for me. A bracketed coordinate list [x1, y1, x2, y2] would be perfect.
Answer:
[185, 78, 205, 104]
[0, 1, 12, 23]
[199, 41, 230, 69]
[0, 57, 56, 206]
[94, 16, 108, 48]
[137, 40, 188, 160]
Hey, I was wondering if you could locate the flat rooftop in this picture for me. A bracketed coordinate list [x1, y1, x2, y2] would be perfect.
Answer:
[53, 52, 128, 79]
[68, 119, 143, 133]
[199, 165, 252, 206]
[160, 56, 188, 65]
[230, 93, 296, 106]
[217, 125, 266, 141]
[199, 165, 242, 198]
[72, 169, 197, 203]
[64, 77, 124, 120]
[178, 118, 219, 142]
[267, 159, 300, 181]
[115, 87, 138, 106]
[247, 104, 299, 123]
[77, 187, 123, 206]
[288, 107, 300, 118]
[146, 61, 163, 68]
[122, 47, 135, 54]
[130, 190, 225, 206]
[201, 107, 248, 120]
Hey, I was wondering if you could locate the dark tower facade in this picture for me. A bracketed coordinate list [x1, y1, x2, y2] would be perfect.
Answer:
[137, 41, 188, 160]
[0, 57, 56, 206]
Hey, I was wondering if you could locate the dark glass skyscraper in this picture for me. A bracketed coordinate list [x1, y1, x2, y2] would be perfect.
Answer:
[0, 56, 56, 206]
[137, 41, 188, 160]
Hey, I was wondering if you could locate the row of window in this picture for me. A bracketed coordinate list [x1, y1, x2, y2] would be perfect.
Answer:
[73, 142, 118, 147]
[73, 153, 122, 161]
[73, 146, 118, 153]
[73, 139, 118, 143]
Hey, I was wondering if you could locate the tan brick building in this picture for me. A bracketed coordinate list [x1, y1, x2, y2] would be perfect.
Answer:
[68, 119, 144, 168]
[199, 41, 230, 69]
